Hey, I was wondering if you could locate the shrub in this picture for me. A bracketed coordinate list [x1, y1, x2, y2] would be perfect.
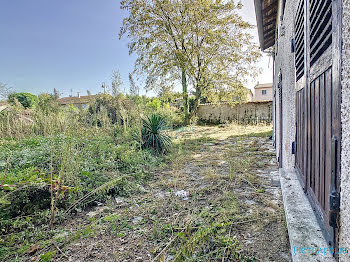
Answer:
[146, 98, 161, 111]
[87, 94, 143, 130]
[157, 106, 184, 128]
[141, 114, 172, 154]
[37, 93, 58, 114]
[8, 93, 38, 108]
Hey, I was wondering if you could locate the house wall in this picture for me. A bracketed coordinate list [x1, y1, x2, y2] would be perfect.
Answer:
[270, 0, 350, 258]
[273, 0, 297, 170]
[254, 87, 273, 101]
[340, 1, 350, 260]
[197, 102, 272, 124]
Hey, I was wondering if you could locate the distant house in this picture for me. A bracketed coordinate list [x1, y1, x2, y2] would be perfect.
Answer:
[58, 93, 96, 108]
[253, 83, 273, 102]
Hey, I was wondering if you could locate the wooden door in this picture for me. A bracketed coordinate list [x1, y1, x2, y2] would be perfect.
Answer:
[294, 0, 342, 249]
[295, 67, 341, 247]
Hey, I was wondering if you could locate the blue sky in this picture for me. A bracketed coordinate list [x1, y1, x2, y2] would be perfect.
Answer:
[0, 0, 272, 97]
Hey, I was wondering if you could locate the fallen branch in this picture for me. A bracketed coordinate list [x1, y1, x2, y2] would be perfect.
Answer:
[64, 174, 129, 214]
[151, 235, 178, 262]
[53, 241, 69, 259]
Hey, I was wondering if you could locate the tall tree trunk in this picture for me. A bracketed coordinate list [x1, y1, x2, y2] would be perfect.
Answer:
[188, 85, 201, 121]
[182, 69, 189, 124]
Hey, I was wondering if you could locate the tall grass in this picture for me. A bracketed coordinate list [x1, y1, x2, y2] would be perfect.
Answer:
[0, 96, 174, 230]
[0, 108, 80, 139]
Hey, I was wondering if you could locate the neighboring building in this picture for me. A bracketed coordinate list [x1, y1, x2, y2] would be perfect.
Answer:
[58, 93, 95, 108]
[255, 0, 349, 261]
[253, 83, 273, 101]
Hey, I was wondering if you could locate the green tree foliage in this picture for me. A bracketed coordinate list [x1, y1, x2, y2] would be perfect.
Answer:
[8, 93, 39, 108]
[120, 0, 261, 124]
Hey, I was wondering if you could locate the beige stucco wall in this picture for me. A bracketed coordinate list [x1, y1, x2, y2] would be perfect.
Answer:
[272, 0, 350, 258]
[254, 87, 273, 101]
[273, 0, 296, 170]
[197, 102, 272, 124]
[340, 1, 350, 261]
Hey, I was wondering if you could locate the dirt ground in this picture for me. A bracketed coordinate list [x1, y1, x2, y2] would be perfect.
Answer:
[37, 125, 291, 262]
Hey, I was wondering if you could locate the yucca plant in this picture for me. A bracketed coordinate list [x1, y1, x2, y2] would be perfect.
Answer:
[141, 114, 171, 154]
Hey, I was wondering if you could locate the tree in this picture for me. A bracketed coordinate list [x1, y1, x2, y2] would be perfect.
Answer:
[8, 93, 38, 108]
[38, 93, 58, 114]
[0, 82, 12, 100]
[157, 85, 179, 104]
[120, 0, 190, 120]
[120, 0, 261, 123]
[111, 70, 123, 96]
[53, 88, 60, 100]
[128, 73, 139, 96]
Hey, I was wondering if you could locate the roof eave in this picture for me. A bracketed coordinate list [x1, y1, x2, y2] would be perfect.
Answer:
[254, 0, 278, 51]
[254, 0, 267, 50]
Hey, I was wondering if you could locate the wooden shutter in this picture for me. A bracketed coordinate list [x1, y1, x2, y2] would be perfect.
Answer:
[310, 0, 332, 66]
[295, 0, 305, 81]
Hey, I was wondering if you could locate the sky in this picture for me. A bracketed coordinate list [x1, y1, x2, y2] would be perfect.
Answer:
[0, 0, 273, 97]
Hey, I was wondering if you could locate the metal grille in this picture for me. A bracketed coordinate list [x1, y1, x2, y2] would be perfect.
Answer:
[310, 0, 332, 66]
[295, 0, 304, 81]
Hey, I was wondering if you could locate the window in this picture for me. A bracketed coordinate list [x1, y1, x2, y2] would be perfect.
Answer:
[262, 90, 267, 95]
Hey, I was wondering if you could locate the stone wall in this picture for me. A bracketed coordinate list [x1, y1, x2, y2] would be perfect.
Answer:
[340, 1, 350, 260]
[197, 102, 272, 124]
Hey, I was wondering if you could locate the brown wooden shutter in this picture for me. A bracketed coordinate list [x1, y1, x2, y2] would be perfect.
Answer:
[310, 0, 332, 66]
[295, 0, 305, 81]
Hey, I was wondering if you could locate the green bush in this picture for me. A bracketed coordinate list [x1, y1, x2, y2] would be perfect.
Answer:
[8, 93, 38, 108]
[37, 93, 58, 114]
[157, 105, 184, 128]
[146, 98, 161, 111]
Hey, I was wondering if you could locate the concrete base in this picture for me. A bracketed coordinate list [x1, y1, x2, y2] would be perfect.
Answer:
[279, 169, 336, 262]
